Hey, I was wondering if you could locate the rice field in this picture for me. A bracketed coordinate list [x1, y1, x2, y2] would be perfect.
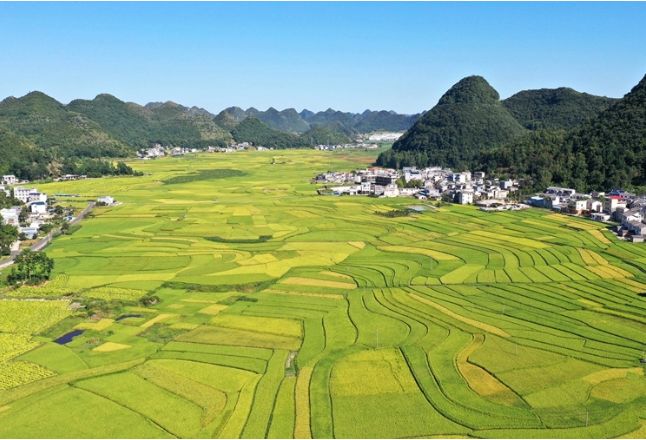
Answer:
[1, 149, 646, 438]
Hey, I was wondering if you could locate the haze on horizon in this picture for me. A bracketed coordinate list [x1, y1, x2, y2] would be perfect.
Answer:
[1, 2, 645, 115]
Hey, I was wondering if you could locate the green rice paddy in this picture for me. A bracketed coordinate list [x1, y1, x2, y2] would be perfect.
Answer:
[2, 149, 646, 438]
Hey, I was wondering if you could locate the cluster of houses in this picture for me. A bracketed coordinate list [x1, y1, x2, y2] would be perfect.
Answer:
[138, 144, 200, 159]
[55, 174, 88, 182]
[0, 185, 52, 239]
[367, 133, 404, 142]
[0, 180, 116, 242]
[208, 143, 253, 153]
[314, 143, 379, 151]
[315, 169, 646, 243]
[138, 144, 167, 159]
[139, 142, 274, 158]
[315, 167, 519, 204]
[528, 187, 646, 242]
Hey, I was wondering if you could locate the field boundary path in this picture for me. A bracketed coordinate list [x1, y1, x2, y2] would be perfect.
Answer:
[0, 202, 95, 270]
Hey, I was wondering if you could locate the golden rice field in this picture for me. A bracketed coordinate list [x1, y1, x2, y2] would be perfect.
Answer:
[1, 148, 646, 438]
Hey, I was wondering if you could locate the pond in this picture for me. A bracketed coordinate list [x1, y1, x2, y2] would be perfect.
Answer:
[54, 330, 84, 345]
[116, 314, 142, 321]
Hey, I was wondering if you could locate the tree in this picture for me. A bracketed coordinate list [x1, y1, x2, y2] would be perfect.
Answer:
[441, 193, 453, 203]
[0, 221, 18, 255]
[18, 206, 29, 223]
[7, 249, 55, 284]
[39, 223, 53, 234]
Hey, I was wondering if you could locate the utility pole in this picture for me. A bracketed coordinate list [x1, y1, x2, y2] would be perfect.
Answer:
[585, 408, 589, 427]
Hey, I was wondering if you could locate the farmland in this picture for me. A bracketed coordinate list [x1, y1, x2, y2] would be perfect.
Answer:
[1, 148, 646, 438]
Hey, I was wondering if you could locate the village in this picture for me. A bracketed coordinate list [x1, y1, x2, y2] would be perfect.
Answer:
[138, 142, 272, 159]
[0, 175, 116, 247]
[314, 166, 646, 242]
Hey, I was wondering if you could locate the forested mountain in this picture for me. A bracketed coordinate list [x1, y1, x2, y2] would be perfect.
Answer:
[301, 124, 353, 146]
[0, 92, 132, 158]
[213, 110, 240, 131]
[126, 101, 232, 148]
[145, 101, 216, 118]
[253, 107, 310, 133]
[230, 116, 307, 149]
[502, 88, 618, 130]
[354, 110, 421, 133]
[222, 106, 422, 134]
[479, 73, 646, 191]
[0, 92, 143, 180]
[0, 126, 50, 180]
[377, 76, 526, 169]
[69, 96, 232, 149]
[302, 108, 361, 128]
[223, 106, 248, 121]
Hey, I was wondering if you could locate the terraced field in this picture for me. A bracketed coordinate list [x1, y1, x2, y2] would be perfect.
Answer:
[2, 149, 646, 438]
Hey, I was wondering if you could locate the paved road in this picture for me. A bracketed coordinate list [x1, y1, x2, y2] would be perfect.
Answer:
[0, 202, 95, 269]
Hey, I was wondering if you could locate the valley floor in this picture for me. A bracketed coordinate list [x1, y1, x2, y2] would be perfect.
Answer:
[1, 150, 646, 438]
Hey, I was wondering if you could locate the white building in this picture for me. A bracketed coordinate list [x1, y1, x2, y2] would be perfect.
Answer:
[591, 212, 611, 222]
[28, 191, 47, 203]
[0, 207, 20, 225]
[587, 200, 603, 213]
[457, 190, 474, 205]
[368, 133, 403, 142]
[13, 186, 37, 203]
[400, 187, 420, 196]
[567, 199, 588, 213]
[383, 185, 400, 198]
[2, 175, 17, 185]
[30, 202, 47, 214]
[98, 196, 114, 205]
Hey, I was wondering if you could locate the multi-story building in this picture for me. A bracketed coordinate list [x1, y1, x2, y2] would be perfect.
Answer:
[2, 175, 17, 185]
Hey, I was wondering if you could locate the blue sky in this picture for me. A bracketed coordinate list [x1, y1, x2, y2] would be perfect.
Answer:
[1, 2, 645, 114]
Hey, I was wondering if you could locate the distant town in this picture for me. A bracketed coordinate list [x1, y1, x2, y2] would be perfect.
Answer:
[137, 133, 404, 159]
[313, 166, 646, 242]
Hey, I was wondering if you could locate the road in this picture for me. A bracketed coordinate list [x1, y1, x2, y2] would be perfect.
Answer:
[0, 202, 95, 270]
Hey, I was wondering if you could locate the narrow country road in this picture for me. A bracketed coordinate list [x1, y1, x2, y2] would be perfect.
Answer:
[0, 202, 95, 269]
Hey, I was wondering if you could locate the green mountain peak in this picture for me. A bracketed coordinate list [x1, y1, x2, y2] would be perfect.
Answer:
[437, 75, 500, 106]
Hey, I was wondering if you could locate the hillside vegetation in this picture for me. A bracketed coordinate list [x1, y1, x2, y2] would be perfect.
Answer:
[69, 95, 232, 149]
[225, 106, 422, 135]
[230, 117, 307, 149]
[0, 92, 132, 158]
[480, 73, 646, 191]
[378, 76, 527, 169]
[376, 73, 645, 192]
[502, 88, 617, 131]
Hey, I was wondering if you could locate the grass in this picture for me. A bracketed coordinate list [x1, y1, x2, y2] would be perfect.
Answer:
[3, 149, 646, 438]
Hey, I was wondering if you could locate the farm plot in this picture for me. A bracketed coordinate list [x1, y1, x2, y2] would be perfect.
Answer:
[3, 150, 646, 438]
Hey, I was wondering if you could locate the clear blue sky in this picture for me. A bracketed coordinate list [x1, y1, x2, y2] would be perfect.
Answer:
[1, 2, 645, 114]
